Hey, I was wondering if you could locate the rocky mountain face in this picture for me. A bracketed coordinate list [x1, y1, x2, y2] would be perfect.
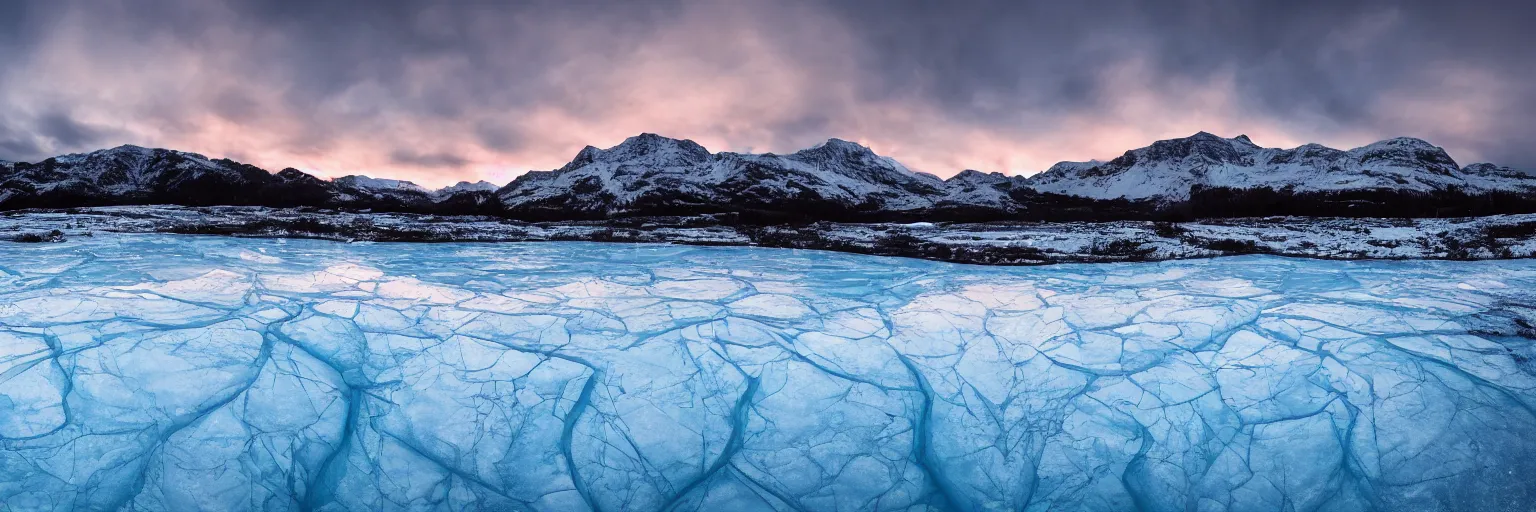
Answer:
[3, 133, 1535, 221]
[0, 145, 493, 213]
[1027, 132, 1533, 200]
[497, 132, 1536, 220]
[0, 145, 277, 208]
[495, 134, 956, 220]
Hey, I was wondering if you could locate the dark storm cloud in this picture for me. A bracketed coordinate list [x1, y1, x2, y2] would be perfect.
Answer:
[0, 1, 52, 49]
[36, 112, 111, 149]
[820, 0, 1535, 153]
[473, 121, 526, 153]
[0, 124, 44, 160]
[0, 111, 118, 160]
[389, 149, 470, 169]
[0, 0, 1530, 185]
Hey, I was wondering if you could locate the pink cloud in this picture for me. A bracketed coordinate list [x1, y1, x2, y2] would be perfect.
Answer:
[1, 0, 1514, 189]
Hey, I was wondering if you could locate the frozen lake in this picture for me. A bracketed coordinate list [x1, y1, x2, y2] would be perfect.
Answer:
[1, 235, 1534, 511]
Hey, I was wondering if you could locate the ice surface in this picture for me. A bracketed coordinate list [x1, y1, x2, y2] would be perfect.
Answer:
[2, 235, 1535, 511]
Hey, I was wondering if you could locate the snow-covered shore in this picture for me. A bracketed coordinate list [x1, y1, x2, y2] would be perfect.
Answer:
[5, 206, 1535, 265]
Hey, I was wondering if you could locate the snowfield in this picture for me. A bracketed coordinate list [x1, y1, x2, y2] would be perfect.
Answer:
[4, 206, 1534, 265]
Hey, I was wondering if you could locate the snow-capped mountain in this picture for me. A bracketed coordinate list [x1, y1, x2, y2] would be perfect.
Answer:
[1027, 132, 1536, 201]
[3, 132, 1534, 221]
[331, 176, 502, 204]
[496, 133, 956, 218]
[936, 169, 1024, 211]
[328, 175, 440, 207]
[1460, 163, 1536, 194]
[436, 180, 500, 195]
[0, 145, 282, 208]
[0, 145, 486, 211]
[334, 175, 432, 194]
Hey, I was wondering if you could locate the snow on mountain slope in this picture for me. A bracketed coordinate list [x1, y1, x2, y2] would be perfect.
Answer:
[4, 132, 1534, 219]
[23, 145, 247, 192]
[0, 146, 497, 210]
[497, 133, 950, 215]
[1460, 163, 1536, 193]
[937, 169, 1021, 209]
[1025, 132, 1527, 201]
[333, 175, 432, 194]
[0, 160, 14, 205]
[328, 174, 444, 205]
[776, 138, 947, 209]
[0, 145, 277, 207]
[436, 180, 499, 195]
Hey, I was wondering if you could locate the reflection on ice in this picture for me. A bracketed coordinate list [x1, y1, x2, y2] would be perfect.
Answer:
[1, 236, 1534, 511]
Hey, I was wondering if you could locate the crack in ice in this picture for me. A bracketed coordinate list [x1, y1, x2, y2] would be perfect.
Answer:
[0, 236, 1534, 511]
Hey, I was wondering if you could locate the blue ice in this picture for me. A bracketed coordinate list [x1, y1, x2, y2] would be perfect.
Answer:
[1, 236, 1534, 511]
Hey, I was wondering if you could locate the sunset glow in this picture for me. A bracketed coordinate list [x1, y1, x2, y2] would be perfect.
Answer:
[1, 0, 1529, 187]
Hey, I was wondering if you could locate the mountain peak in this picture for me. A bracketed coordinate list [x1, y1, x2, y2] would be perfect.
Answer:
[805, 138, 871, 153]
[1028, 133, 1512, 201]
[1370, 135, 1449, 155]
[1178, 131, 1260, 146]
[88, 144, 225, 165]
[1134, 131, 1257, 165]
[949, 169, 1008, 180]
[75, 144, 157, 161]
[6, 132, 1536, 220]
[615, 133, 707, 153]
[569, 145, 605, 168]
[334, 175, 430, 194]
[1170, 132, 1259, 147]
[1371, 136, 1437, 150]
[823, 137, 866, 149]
[437, 180, 500, 195]
[558, 134, 712, 171]
[791, 138, 880, 163]
[579, 133, 712, 167]
[946, 169, 1014, 188]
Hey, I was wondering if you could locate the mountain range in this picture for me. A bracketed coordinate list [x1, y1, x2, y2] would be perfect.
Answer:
[3, 132, 1534, 221]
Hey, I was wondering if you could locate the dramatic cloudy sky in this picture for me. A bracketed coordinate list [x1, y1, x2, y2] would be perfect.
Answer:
[1, 0, 1531, 186]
